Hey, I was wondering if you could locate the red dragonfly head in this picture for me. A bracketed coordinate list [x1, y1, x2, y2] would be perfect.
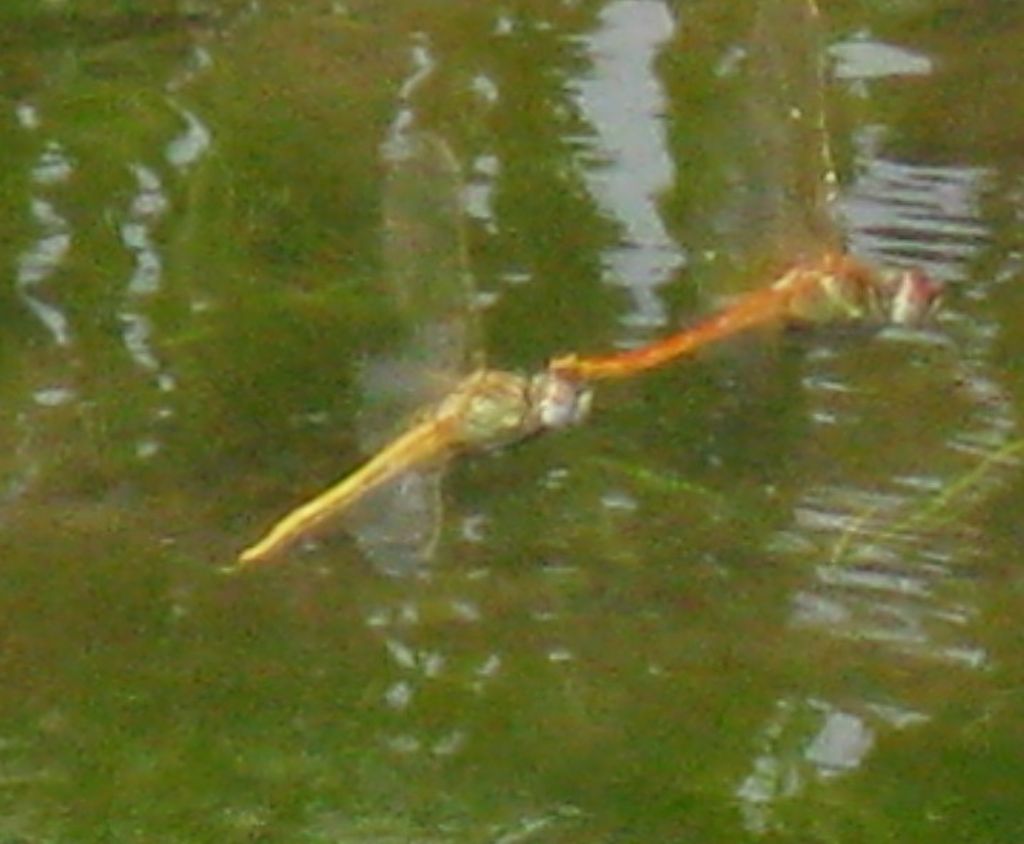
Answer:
[529, 371, 593, 430]
[878, 266, 943, 326]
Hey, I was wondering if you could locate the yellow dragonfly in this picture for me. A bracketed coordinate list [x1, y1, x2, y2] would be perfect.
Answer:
[238, 133, 588, 568]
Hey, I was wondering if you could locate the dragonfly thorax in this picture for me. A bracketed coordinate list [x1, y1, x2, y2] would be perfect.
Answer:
[439, 369, 591, 452]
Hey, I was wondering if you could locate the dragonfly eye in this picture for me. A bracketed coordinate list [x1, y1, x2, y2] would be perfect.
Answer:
[530, 373, 593, 430]
[877, 267, 942, 325]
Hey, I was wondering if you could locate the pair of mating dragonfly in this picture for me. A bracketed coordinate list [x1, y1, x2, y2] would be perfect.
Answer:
[238, 245, 941, 567]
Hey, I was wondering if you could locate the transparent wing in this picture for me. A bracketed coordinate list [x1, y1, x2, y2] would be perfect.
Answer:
[348, 131, 480, 575]
[739, 0, 842, 264]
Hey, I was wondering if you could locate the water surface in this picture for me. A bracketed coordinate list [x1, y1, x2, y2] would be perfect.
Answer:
[2, 1, 1024, 841]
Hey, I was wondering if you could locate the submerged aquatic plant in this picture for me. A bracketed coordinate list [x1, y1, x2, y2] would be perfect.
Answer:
[830, 437, 1024, 565]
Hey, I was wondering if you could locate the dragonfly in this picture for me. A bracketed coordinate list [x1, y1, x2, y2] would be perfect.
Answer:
[238, 368, 587, 566]
[549, 250, 942, 383]
[239, 0, 941, 567]
[550, 0, 942, 385]
[239, 258, 935, 572]
[238, 133, 589, 568]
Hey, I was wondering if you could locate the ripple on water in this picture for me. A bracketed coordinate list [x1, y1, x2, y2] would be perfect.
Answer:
[841, 135, 993, 280]
[17, 162, 75, 347]
[165, 102, 212, 172]
[119, 163, 172, 380]
[736, 131, 1016, 830]
[829, 35, 933, 81]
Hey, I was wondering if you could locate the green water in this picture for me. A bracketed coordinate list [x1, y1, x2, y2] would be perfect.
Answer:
[2, 0, 1023, 841]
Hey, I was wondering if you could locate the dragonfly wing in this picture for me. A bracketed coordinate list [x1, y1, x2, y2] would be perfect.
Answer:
[351, 130, 480, 572]
[343, 466, 444, 577]
[741, 0, 841, 261]
[382, 132, 482, 370]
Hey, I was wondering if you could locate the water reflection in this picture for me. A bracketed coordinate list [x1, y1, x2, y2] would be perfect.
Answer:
[119, 165, 172, 378]
[16, 127, 75, 349]
[731, 9, 1018, 834]
[1, 0, 1023, 840]
[842, 147, 992, 280]
[342, 41, 504, 759]
[165, 102, 213, 172]
[829, 36, 933, 83]
[573, 0, 684, 332]
[350, 58, 477, 573]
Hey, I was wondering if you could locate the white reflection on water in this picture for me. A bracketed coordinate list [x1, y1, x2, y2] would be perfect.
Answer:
[119, 165, 171, 378]
[166, 46, 215, 170]
[734, 21, 1017, 833]
[16, 128, 75, 349]
[114, 162, 180, 460]
[738, 698, 890, 834]
[573, 0, 685, 333]
[343, 39, 519, 760]
[740, 151, 1015, 837]
[841, 141, 993, 282]
[16, 202, 72, 348]
[165, 103, 213, 172]
[829, 35, 933, 81]
[15, 101, 40, 130]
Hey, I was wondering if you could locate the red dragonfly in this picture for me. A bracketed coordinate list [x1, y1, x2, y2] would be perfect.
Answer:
[549, 251, 941, 383]
[543, 0, 935, 385]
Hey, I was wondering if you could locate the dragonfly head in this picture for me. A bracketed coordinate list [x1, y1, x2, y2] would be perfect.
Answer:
[877, 266, 943, 326]
[529, 371, 593, 430]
